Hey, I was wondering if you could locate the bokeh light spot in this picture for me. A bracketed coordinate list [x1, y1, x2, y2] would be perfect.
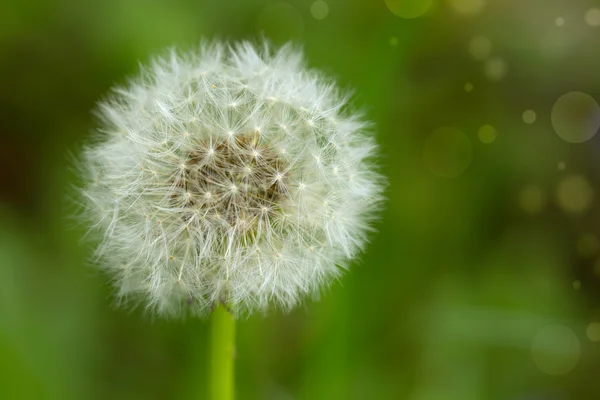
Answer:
[585, 8, 600, 27]
[423, 127, 472, 178]
[385, 0, 433, 19]
[523, 110, 537, 124]
[310, 1, 329, 20]
[448, 0, 485, 15]
[558, 161, 566, 171]
[478, 124, 497, 144]
[389, 36, 399, 46]
[555, 17, 565, 27]
[577, 233, 599, 258]
[556, 175, 593, 214]
[551, 91, 600, 143]
[484, 57, 507, 81]
[257, 2, 304, 42]
[587, 323, 600, 342]
[519, 185, 546, 214]
[531, 325, 580, 376]
[464, 82, 473, 92]
[468, 36, 492, 61]
[573, 280, 581, 290]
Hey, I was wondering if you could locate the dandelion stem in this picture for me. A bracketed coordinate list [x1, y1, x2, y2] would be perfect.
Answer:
[210, 304, 235, 400]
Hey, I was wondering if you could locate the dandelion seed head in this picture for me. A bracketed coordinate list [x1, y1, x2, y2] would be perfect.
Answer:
[78, 40, 384, 318]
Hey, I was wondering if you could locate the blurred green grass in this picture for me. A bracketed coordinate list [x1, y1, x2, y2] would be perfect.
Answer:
[2, 0, 600, 399]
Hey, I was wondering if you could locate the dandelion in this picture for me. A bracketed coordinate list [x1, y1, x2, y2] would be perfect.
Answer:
[78, 40, 384, 319]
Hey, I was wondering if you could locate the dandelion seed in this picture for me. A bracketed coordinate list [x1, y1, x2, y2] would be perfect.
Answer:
[77, 40, 384, 318]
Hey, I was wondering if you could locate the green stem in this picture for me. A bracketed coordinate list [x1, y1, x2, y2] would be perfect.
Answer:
[210, 305, 235, 400]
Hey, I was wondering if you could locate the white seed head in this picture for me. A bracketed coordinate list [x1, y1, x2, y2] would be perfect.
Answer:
[78, 40, 384, 318]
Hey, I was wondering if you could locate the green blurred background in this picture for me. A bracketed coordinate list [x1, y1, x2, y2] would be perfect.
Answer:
[2, 0, 600, 398]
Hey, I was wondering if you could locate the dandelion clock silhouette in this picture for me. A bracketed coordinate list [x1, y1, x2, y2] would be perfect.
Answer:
[77, 40, 384, 399]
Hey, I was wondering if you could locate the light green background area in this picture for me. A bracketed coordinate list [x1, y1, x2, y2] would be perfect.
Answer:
[1, 0, 600, 398]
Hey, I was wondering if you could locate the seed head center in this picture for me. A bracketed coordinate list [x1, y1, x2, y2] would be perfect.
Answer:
[179, 132, 287, 228]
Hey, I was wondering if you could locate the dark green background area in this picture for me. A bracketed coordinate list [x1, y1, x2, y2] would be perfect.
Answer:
[2, 0, 600, 399]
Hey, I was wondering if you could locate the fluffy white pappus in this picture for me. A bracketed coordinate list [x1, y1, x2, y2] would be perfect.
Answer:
[78, 40, 384, 318]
